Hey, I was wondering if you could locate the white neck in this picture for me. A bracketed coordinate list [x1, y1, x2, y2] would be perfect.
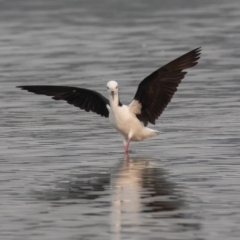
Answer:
[109, 92, 119, 109]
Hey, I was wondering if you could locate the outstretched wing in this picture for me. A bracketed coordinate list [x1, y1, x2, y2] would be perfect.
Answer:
[129, 47, 201, 126]
[17, 85, 109, 118]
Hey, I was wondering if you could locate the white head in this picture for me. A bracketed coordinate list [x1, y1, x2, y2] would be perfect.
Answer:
[107, 81, 118, 100]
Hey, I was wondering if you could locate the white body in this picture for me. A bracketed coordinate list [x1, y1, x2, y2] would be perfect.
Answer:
[108, 104, 158, 142]
[106, 81, 159, 148]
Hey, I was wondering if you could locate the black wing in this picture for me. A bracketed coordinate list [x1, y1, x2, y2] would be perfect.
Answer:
[129, 48, 201, 126]
[17, 85, 109, 118]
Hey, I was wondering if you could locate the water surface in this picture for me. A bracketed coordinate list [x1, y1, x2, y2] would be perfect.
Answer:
[1, 0, 240, 239]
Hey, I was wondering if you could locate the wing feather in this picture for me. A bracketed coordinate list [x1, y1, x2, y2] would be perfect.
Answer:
[17, 85, 109, 118]
[129, 48, 201, 126]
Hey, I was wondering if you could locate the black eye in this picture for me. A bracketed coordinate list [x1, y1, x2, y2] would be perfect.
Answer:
[107, 87, 109, 89]
[116, 86, 118, 89]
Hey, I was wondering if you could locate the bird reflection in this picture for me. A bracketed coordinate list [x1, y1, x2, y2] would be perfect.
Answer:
[34, 155, 201, 237]
[111, 156, 183, 234]
[112, 155, 182, 212]
[34, 171, 111, 202]
[35, 156, 180, 208]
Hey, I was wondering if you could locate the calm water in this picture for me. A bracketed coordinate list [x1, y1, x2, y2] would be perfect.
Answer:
[1, 0, 240, 239]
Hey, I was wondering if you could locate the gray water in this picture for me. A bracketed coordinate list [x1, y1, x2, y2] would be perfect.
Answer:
[1, 0, 240, 239]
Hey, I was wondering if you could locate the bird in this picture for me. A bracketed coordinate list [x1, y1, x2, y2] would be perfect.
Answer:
[17, 47, 201, 153]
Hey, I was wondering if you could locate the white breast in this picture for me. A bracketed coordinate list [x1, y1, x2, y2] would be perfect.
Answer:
[109, 105, 154, 141]
[109, 105, 134, 135]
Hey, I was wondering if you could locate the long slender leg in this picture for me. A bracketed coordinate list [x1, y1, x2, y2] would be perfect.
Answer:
[124, 139, 130, 153]
[121, 135, 131, 153]
[121, 136, 128, 153]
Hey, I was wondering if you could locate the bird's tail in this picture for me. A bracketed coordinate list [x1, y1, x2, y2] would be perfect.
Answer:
[145, 128, 160, 139]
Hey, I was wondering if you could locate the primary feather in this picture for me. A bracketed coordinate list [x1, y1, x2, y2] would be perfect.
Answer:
[129, 47, 201, 126]
[17, 85, 109, 117]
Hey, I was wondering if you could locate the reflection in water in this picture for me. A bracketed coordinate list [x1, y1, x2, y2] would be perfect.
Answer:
[111, 156, 183, 236]
[34, 171, 111, 201]
[35, 156, 181, 208]
[33, 156, 200, 238]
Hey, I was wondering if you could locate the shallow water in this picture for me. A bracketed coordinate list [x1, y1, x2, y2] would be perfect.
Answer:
[1, 0, 240, 239]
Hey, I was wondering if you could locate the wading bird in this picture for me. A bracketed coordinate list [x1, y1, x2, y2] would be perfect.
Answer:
[18, 48, 201, 153]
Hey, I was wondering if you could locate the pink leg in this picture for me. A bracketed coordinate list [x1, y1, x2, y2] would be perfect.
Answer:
[124, 139, 130, 153]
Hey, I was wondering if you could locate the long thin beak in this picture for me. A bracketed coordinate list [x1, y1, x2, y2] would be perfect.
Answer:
[111, 91, 114, 101]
